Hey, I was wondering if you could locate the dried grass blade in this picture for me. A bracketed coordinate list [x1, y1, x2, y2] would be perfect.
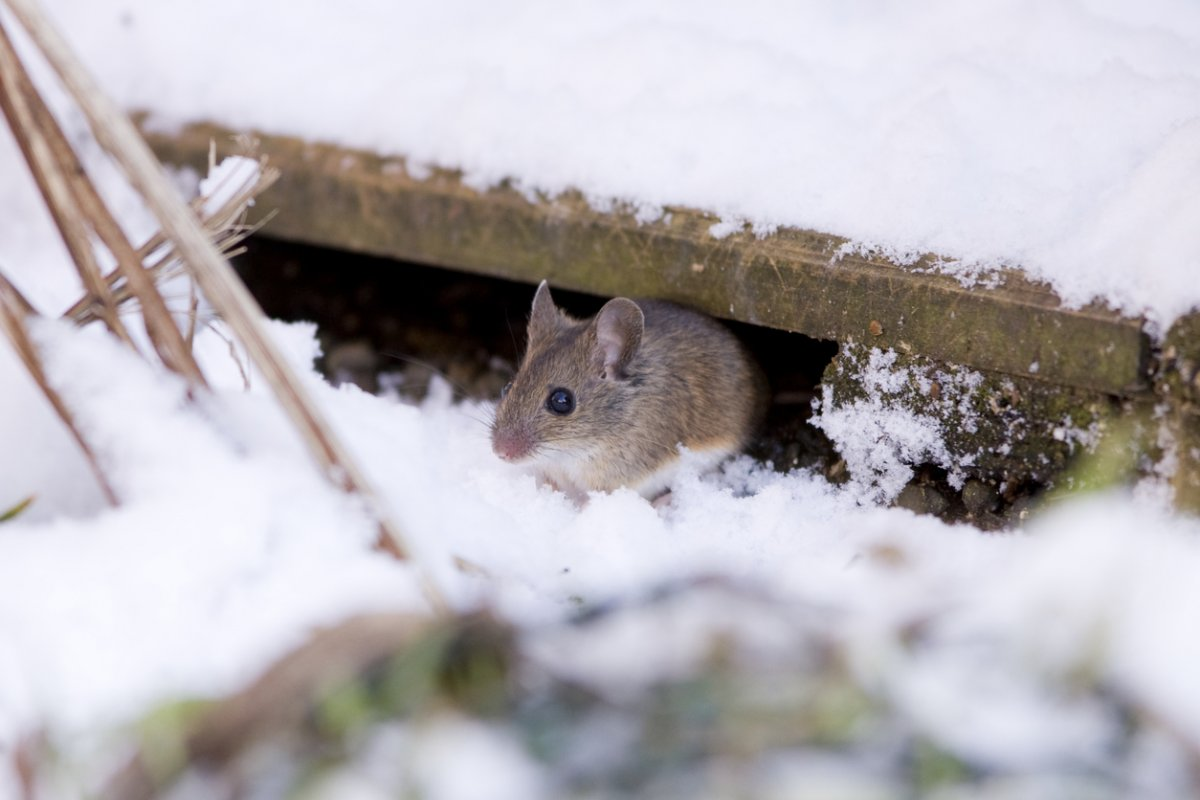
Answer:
[0, 272, 119, 506]
[0, 0, 424, 579]
[63, 167, 278, 326]
[0, 18, 208, 385]
[0, 21, 134, 347]
[0, 494, 35, 523]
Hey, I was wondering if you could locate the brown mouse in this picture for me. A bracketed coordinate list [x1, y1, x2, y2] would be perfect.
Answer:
[491, 281, 767, 501]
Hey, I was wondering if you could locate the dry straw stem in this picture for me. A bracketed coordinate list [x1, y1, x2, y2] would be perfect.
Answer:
[0, 273, 119, 506]
[0, 21, 133, 348]
[0, 18, 208, 385]
[1, 0, 424, 580]
[62, 159, 280, 326]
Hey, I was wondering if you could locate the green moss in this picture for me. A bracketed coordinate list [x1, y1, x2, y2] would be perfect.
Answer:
[134, 698, 214, 786]
[911, 737, 973, 791]
[1160, 312, 1200, 513]
[313, 676, 377, 739]
[821, 342, 1119, 490]
[0, 494, 33, 523]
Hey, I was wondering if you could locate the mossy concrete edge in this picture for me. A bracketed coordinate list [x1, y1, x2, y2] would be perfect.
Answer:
[142, 120, 1150, 397]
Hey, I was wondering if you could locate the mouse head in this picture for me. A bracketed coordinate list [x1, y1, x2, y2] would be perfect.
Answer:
[491, 281, 644, 465]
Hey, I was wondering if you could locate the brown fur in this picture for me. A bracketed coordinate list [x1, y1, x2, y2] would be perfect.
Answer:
[491, 282, 767, 498]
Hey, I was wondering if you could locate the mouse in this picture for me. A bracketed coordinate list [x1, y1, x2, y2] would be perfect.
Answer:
[490, 281, 767, 502]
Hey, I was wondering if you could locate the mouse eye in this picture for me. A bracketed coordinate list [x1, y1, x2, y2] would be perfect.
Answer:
[545, 387, 575, 416]
[500, 381, 513, 399]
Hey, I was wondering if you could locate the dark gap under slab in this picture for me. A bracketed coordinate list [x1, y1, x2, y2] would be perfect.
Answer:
[234, 235, 1037, 528]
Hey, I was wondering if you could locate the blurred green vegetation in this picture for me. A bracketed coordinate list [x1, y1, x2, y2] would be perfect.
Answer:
[0, 494, 33, 523]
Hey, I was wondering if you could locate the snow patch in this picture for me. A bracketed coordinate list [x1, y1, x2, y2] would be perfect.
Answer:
[197, 154, 261, 216]
[811, 347, 985, 502]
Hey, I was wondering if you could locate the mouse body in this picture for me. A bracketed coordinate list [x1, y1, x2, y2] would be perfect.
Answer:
[491, 281, 766, 500]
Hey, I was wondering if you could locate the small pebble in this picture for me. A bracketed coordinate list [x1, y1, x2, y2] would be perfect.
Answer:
[325, 339, 378, 393]
[896, 484, 949, 517]
[962, 479, 999, 515]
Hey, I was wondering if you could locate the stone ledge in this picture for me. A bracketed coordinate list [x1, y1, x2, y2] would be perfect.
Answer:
[143, 120, 1150, 396]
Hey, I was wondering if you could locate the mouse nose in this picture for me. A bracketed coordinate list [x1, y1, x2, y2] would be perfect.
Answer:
[492, 427, 534, 462]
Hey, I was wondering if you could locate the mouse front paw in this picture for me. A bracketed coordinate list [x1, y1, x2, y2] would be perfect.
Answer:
[538, 475, 589, 507]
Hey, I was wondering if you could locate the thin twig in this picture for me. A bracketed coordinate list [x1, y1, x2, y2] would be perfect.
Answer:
[201, 320, 251, 391]
[185, 281, 199, 349]
[0, 272, 119, 506]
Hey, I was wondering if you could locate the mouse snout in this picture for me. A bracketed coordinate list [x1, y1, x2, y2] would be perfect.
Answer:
[492, 424, 536, 463]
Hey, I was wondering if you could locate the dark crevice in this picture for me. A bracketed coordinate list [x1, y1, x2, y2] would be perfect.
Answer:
[233, 236, 1035, 528]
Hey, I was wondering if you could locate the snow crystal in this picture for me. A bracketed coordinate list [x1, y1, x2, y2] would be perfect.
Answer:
[197, 154, 261, 216]
[707, 219, 742, 240]
[812, 381, 951, 504]
[811, 345, 989, 502]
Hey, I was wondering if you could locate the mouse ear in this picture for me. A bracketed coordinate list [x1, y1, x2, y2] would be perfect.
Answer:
[528, 280, 564, 344]
[593, 298, 644, 380]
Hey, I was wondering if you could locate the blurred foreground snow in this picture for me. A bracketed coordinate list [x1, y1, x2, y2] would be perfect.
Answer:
[0, 311, 1198, 796]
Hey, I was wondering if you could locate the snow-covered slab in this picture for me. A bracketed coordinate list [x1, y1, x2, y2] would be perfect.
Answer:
[145, 122, 1150, 396]
[36, 0, 1199, 339]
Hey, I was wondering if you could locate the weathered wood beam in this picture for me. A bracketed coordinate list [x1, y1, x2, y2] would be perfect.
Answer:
[143, 121, 1150, 396]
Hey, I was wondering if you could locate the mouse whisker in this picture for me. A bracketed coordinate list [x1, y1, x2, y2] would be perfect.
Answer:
[458, 404, 496, 425]
[380, 351, 477, 401]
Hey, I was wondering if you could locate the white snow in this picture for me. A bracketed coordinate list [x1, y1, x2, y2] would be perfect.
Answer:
[16, 0, 1200, 331]
[811, 345, 986, 501]
[2, 283, 1200, 791]
[196, 153, 260, 216]
[2, 3, 1200, 796]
